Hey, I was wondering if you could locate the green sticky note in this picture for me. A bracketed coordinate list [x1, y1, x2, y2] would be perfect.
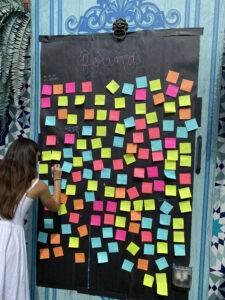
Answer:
[126, 241, 140, 256]
[97, 110, 107, 120]
[179, 200, 192, 213]
[146, 112, 158, 124]
[143, 274, 154, 288]
[167, 150, 178, 161]
[156, 273, 168, 296]
[164, 159, 176, 170]
[173, 231, 185, 243]
[115, 97, 125, 109]
[157, 242, 168, 254]
[135, 103, 146, 114]
[149, 79, 161, 92]
[96, 126, 107, 137]
[58, 96, 68, 106]
[87, 180, 98, 191]
[179, 143, 191, 154]
[77, 139, 87, 150]
[115, 216, 126, 228]
[42, 151, 52, 161]
[67, 114, 77, 124]
[164, 102, 176, 113]
[95, 94, 105, 106]
[69, 237, 79, 248]
[73, 156, 83, 167]
[120, 200, 131, 212]
[66, 185, 76, 195]
[58, 204, 67, 216]
[115, 123, 126, 135]
[91, 138, 102, 149]
[104, 186, 115, 197]
[179, 95, 191, 107]
[123, 154, 136, 165]
[101, 148, 111, 158]
[39, 164, 48, 174]
[51, 151, 61, 161]
[180, 155, 192, 167]
[106, 80, 120, 94]
[173, 218, 184, 229]
[179, 187, 192, 199]
[144, 199, 155, 211]
[165, 185, 177, 196]
[133, 200, 143, 211]
[75, 95, 85, 105]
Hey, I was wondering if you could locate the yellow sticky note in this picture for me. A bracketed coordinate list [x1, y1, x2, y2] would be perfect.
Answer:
[165, 185, 177, 196]
[39, 164, 48, 174]
[97, 109, 107, 120]
[101, 148, 111, 158]
[164, 159, 176, 170]
[146, 112, 158, 124]
[76, 139, 87, 150]
[156, 273, 168, 296]
[167, 150, 178, 161]
[144, 199, 155, 211]
[58, 96, 68, 106]
[66, 185, 76, 195]
[96, 126, 107, 137]
[173, 218, 184, 229]
[69, 237, 79, 248]
[120, 200, 131, 212]
[91, 138, 102, 149]
[179, 95, 191, 107]
[143, 274, 154, 288]
[173, 231, 185, 243]
[123, 153, 136, 165]
[179, 143, 191, 154]
[115, 97, 125, 109]
[179, 200, 192, 213]
[149, 79, 161, 92]
[104, 186, 115, 197]
[87, 180, 98, 191]
[180, 155, 192, 167]
[57, 204, 67, 216]
[126, 241, 140, 256]
[133, 200, 143, 211]
[42, 151, 52, 161]
[75, 95, 85, 105]
[67, 114, 77, 124]
[73, 157, 83, 167]
[115, 216, 126, 228]
[95, 95, 105, 106]
[51, 151, 61, 161]
[135, 103, 146, 115]
[106, 80, 120, 94]
[157, 242, 168, 254]
[179, 187, 192, 199]
[164, 102, 176, 113]
[115, 123, 126, 135]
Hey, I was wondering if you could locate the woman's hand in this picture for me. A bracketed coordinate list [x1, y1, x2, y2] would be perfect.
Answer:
[52, 164, 62, 180]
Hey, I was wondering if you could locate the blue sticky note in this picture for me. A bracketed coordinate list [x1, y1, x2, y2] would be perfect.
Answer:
[122, 83, 134, 95]
[159, 214, 171, 226]
[82, 150, 93, 162]
[102, 227, 113, 238]
[117, 174, 128, 185]
[157, 228, 168, 241]
[163, 120, 174, 131]
[174, 244, 186, 256]
[45, 116, 56, 126]
[61, 224, 72, 234]
[108, 242, 119, 253]
[113, 136, 124, 148]
[136, 76, 147, 88]
[82, 125, 93, 136]
[101, 168, 111, 179]
[42, 180, 48, 185]
[62, 161, 73, 173]
[151, 139, 162, 151]
[121, 259, 134, 272]
[144, 244, 155, 255]
[85, 191, 95, 202]
[164, 170, 176, 179]
[141, 217, 152, 229]
[91, 237, 102, 248]
[83, 168, 93, 179]
[160, 201, 173, 215]
[124, 116, 135, 128]
[155, 257, 169, 271]
[61, 179, 67, 190]
[176, 126, 188, 138]
[44, 218, 54, 229]
[38, 231, 48, 243]
[185, 118, 199, 132]
[63, 148, 73, 158]
[97, 251, 108, 264]
[49, 185, 54, 195]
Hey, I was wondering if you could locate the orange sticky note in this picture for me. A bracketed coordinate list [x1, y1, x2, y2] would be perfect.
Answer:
[128, 222, 140, 234]
[153, 93, 165, 106]
[115, 187, 126, 199]
[53, 84, 63, 95]
[179, 108, 191, 120]
[126, 143, 137, 154]
[130, 210, 141, 221]
[60, 193, 68, 204]
[73, 199, 84, 210]
[50, 233, 60, 244]
[53, 246, 64, 258]
[58, 109, 68, 119]
[84, 109, 95, 120]
[40, 248, 50, 259]
[137, 258, 149, 271]
[180, 79, 194, 92]
[75, 252, 85, 263]
[166, 70, 179, 84]
[77, 224, 88, 237]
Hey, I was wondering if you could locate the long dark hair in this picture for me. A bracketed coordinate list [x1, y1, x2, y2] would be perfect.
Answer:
[0, 138, 39, 219]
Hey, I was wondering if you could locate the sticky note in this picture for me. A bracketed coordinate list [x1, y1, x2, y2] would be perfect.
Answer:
[156, 273, 168, 296]
[144, 244, 155, 255]
[143, 274, 154, 288]
[41, 97, 51, 108]
[137, 258, 149, 271]
[165, 137, 176, 149]
[177, 126, 188, 138]
[38, 164, 48, 174]
[91, 237, 102, 249]
[66, 185, 76, 195]
[180, 155, 192, 167]
[135, 89, 146, 100]
[115, 97, 125, 109]
[149, 79, 161, 91]
[166, 70, 179, 83]
[185, 118, 198, 131]
[142, 182, 153, 193]
[127, 186, 139, 200]
[117, 174, 128, 185]
[151, 139, 162, 151]
[157, 228, 168, 241]
[96, 126, 107, 137]
[50, 234, 60, 245]
[133, 132, 144, 143]
[163, 120, 174, 131]
[122, 83, 134, 95]
[57, 204, 67, 216]
[116, 188, 126, 200]
[53, 84, 63, 94]
[58, 109, 68, 119]
[63, 148, 73, 158]
[129, 222, 140, 234]
[146, 112, 158, 124]
[173, 218, 184, 229]
[58, 96, 68, 106]
[76, 139, 87, 150]
[179, 108, 191, 120]
[61, 179, 67, 190]
[102, 227, 113, 238]
[174, 244, 186, 256]
[101, 168, 111, 179]
[82, 150, 93, 162]
[42, 151, 51, 161]
[135, 118, 146, 130]
[134, 167, 145, 178]
[106, 201, 117, 213]
[164, 102, 176, 113]
[115, 123, 126, 135]
[148, 127, 160, 139]
[104, 186, 115, 197]
[62, 161, 73, 173]
[115, 216, 126, 228]
[42, 85, 52, 95]
[93, 200, 103, 212]
[69, 212, 79, 224]
[120, 200, 131, 212]
[74, 95, 85, 105]
[61, 224, 72, 234]
[179, 95, 191, 107]
[75, 252, 85, 263]
[60, 193, 68, 204]
[141, 217, 152, 229]
[141, 231, 152, 242]
[69, 237, 79, 248]
[109, 110, 120, 121]
[160, 214, 171, 226]
[46, 135, 56, 146]
[115, 229, 126, 241]
[123, 154, 136, 165]
[135, 103, 146, 114]
[90, 215, 101, 226]
[173, 231, 185, 243]
[124, 116, 135, 128]
[73, 156, 83, 167]
[180, 78, 194, 92]
[97, 110, 107, 120]
[91, 138, 102, 149]
[179, 187, 192, 199]
[179, 143, 191, 154]
[122, 259, 134, 272]
[153, 92, 165, 105]
[38, 232, 48, 243]
[166, 84, 179, 98]
[179, 173, 191, 185]
[113, 136, 124, 148]
[130, 210, 141, 221]
[152, 150, 164, 162]
[101, 148, 111, 158]
[85, 191, 95, 202]
[133, 200, 143, 211]
[136, 76, 147, 88]
[108, 242, 119, 253]
[160, 201, 173, 214]
[164, 159, 176, 170]
[82, 81, 92, 92]
[138, 148, 149, 159]
[154, 180, 165, 192]
[82, 126, 93, 136]
[179, 200, 192, 213]
[127, 143, 137, 154]
[64, 133, 75, 144]
[165, 185, 177, 196]
[97, 251, 108, 264]
[95, 95, 105, 105]
[65, 82, 75, 93]
[147, 166, 158, 178]
[87, 180, 98, 191]
[106, 80, 120, 94]
[40, 248, 50, 259]
[155, 257, 169, 271]
[73, 199, 84, 210]
[157, 242, 168, 254]
[93, 159, 104, 171]
[84, 109, 95, 120]
[167, 150, 178, 161]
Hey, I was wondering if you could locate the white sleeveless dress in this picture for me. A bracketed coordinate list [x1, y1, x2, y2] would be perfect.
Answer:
[0, 178, 39, 300]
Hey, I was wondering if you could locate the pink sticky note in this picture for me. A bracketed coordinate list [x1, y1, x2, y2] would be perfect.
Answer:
[141, 231, 152, 242]
[82, 81, 92, 93]
[113, 159, 124, 170]
[109, 110, 120, 121]
[164, 137, 176, 149]
[72, 171, 82, 183]
[104, 213, 115, 225]
[42, 84, 52, 95]
[152, 150, 164, 162]
[133, 132, 144, 143]
[154, 180, 165, 192]
[179, 173, 191, 185]
[41, 97, 51, 108]
[148, 127, 160, 139]
[93, 159, 104, 171]
[147, 166, 158, 178]
[134, 168, 145, 178]
[93, 200, 104, 212]
[90, 214, 101, 226]
[66, 82, 75, 93]
[135, 89, 146, 100]
[46, 135, 56, 146]
[64, 133, 75, 144]
[106, 201, 117, 213]
[135, 118, 146, 130]
[142, 182, 153, 193]
[166, 84, 179, 98]
[115, 229, 127, 241]
[138, 148, 149, 160]
[44, 207, 49, 211]
[69, 212, 80, 224]
[127, 186, 139, 200]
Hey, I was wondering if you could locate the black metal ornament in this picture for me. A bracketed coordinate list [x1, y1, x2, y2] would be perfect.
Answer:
[112, 18, 128, 41]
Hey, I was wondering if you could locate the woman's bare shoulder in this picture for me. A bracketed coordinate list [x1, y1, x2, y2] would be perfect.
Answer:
[27, 179, 48, 199]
